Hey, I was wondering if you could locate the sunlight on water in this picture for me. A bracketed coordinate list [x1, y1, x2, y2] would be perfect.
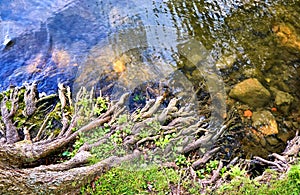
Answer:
[0, 0, 299, 157]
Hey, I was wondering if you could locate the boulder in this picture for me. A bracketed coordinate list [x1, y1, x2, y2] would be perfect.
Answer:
[229, 78, 271, 107]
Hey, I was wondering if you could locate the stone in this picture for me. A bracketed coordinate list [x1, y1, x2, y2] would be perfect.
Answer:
[113, 54, 130, 73]
[242, 68, 264, 81]
[272, 23, 300, 51]
[277, 128, 292, 143]
[274, 90, 294, 106]
[52, 49, 71, 68]
[216, 54, 237, 70]
[265, 136, 280, 146]
[270, 87, 294, 114]
[252, 110, 278, 135]
[259, 136, 267, 147]
[229, 78, 271, 107]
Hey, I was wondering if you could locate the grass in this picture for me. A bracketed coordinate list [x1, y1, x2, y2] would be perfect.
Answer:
[80, 165, 180, 195]
[79, 159, 300, 195]
[216, 161, 300, 195]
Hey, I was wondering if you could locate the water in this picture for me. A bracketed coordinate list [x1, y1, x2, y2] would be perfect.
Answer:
[0, 0, 299, 156]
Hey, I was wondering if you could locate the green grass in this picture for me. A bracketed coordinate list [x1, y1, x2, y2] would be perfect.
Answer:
[216, 161, 300, 195]
[80, 156, 300, 195]
[80, 165, 180, 195]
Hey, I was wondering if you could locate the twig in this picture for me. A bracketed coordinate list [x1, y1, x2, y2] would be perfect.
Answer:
[141, 96, 164, 118]
[33, 114, 51, 142]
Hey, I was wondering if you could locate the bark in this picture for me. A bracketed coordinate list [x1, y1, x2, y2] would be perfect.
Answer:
[0, 150, 140, 194]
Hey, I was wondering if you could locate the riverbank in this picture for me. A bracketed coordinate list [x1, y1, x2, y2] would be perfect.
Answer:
[0, 83, 298, 194]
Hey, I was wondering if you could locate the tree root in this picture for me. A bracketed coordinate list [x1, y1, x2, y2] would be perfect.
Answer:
[0, 150, 140, 194]
[192, 147, 220, 169]
[252, 131, 300, 172]
[0, 82, 229, 193]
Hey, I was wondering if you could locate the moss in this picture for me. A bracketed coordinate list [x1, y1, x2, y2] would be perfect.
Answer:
[5, 100, 12, 111]
[216, 161, 300, 195]
[80, 165, 180, 195]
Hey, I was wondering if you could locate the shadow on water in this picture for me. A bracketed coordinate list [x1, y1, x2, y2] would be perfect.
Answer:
[0, 0, 299, 157]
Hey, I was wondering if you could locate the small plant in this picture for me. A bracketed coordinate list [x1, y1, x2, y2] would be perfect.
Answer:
[111, 129, 123, 144]
[62, 136, 84, 158]
[93, 96, 108, 115]
[155, 134, 171, 149]
[146, 120, 161, 134]
[195, 160, 220, 179]
[5, 100, 12, 111]
[196, 168, 206, 179]
[228, 164, 247, 179]
[206, 160, 219, 174]
[175, 154, 191, 167]
[220, 166, 227, 177]
[138, 129, 150, 139]
[110, 124, 132, 145]
[117, 114, 128, 124]
[133, 94, 145, 102]
[89, 140, 115, 162]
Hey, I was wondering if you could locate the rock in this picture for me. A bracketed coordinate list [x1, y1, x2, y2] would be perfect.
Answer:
[273, 88, 294, 105]
[242, 68, 264, 81]
[259, 136, 267, 147]
[272, 23, 300, 51]
[52, 49, 71, 68]
[252, 110, 278, 135]
[113, 54, 131, 73]
[216, 54, 237, 70]
[229, 78, 271, 107]
[277, 128, 292, 143]
[270, 87, 294, 114]
[184, 61, 196, 70]
[265, 136, 280, 146]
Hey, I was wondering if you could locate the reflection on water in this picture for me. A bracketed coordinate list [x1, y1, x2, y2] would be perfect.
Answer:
[0, 0, 299, 156]
[1, 0, 298, 91]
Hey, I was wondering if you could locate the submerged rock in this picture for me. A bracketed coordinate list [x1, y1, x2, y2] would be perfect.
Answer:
[252, 110, 278, 135]
[229, 78, 271, 107]
[265, 136, 280, 146]
[215, 54, 237, 70]
[270, 87, 294, 114]
[272, 23, 300, 51]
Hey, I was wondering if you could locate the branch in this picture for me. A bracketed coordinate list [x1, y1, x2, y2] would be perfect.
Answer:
[1, 88, 20, 144]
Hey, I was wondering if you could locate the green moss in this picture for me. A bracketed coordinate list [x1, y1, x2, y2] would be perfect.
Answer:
[216, 161, 300, 195]
[80, 165, 180, 195]
[5, 100, 12, 111]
